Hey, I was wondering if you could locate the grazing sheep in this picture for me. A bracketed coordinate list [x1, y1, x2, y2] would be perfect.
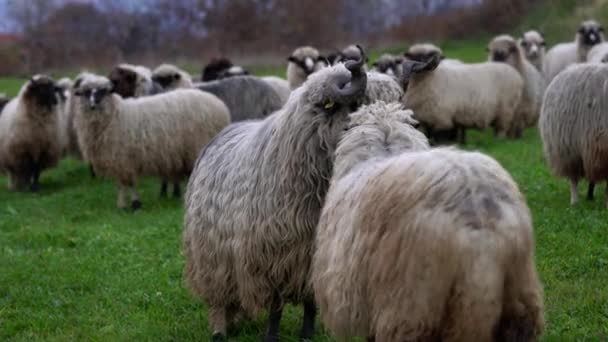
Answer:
[489, 35, 546, 137]
[109, 64, 163, 98]
[313, 102, 544, 341]
[183, 56, 368, 341]
[196, 76, 283, 122]
[261, 76, 291, 104]
[544, 20, 604, 81]
[371, 53, 403, 78]
[405, 43, 463, 66]
[402, 52, 523, 144]
[74, 75, 230, 210]
[287, 46, 326, 89]
[152, 63, 194, 90]
[540, 63, 608, 206]
[586, 42, 608, 63]
[519, 30, 546, 72]
[0, 75, 62, 192]
[202, 57, 249, 81]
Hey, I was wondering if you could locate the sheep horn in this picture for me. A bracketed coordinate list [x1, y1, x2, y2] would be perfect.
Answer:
[400, 53, 441, 92]
[330, 45, 368, 102]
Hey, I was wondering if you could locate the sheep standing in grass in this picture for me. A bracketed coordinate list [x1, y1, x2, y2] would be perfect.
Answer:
[313, 102, 544, 341]
[287, 46, 326, 89]
[0, 75, 62, 192]
[544, 20, 604, 81]
[402, 51, 523, 144]
[74, 75, 230, 209]
[540, 63, 608, 206]
[519, 30, 546, 72]
[489, 35, 546, 137]
[183, 56, 367, 342]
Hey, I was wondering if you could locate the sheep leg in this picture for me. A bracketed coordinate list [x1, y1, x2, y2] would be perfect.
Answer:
[160, 181, 168, 198]
[129, 187, 142, 210]
[264, 290, 283, 342]
[7, 173, 17, 191]
[587, 182, 595, 201]
[209, 306, 228, 342]
[117, 184, 128, 209]
[89, 164, 96, 179]
[570, 179, 579, 205]
[299, 298, 316, 340]
[173, 183, 182, 198]
[30, 164, 40, 193]
[458, 125, 466, 145]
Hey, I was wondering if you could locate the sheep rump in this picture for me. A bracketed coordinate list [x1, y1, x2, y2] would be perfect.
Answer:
[313, 102, 544, 341]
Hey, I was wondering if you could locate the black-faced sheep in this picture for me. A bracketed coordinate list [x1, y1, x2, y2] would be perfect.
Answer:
[544, 20, 604, 81]
[519, 30, 546, 72]
[402, 51, 523, 144]
[287, 46, 326, 90]
[73, 75, 230, 210]
[183, 56, 368, 342]
[201, 57, 249, 81]
[313, 101, 544, 341]
[540, 63, 608, 206]
[152, 64, 194, 90]
[371, 53, 403, 79]
[0, 75, 62, 192]
[489, 35, 546, 138]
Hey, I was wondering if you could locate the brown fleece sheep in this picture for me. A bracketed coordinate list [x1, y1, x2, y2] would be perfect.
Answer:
[313, 102, 544, 341]
[0, 75, 62, 192]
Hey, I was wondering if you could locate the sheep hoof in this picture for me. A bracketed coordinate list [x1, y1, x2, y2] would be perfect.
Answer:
[211, 333, 226, 342]
[131, 200, 142, 211]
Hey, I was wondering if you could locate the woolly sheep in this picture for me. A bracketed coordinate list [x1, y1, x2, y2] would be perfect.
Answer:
[544, 20, 604, 81]
[489, 34, 546, 137]
[519, 30, 546, 72]
[364, 71, 404, 104]
[405, 43, 463, 66]
[402, 52, 523, 144]
[371, 53, 403, 78]
[183, 56, 368, 341]
[313, 101, 544, 341]
[0, 75, 62, 192]
[540, 63, 608, 206]
[74, 75, 230, 210]
[109, 64, 163, 98]
[586, 42, 608, 63]
[287, 46, 326, 90]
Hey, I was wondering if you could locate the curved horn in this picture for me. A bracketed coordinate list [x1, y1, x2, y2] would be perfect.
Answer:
[329, 45, 368, 101]
[400, 53, 440, 92]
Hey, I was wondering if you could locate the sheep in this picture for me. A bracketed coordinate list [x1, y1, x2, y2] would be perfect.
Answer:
[109, 63, 163, 98]
[544, 20, 604, 81]
[371, 53, 403, 79]
[405, 43, 463, 66]
[539, 63, 608, 206]
[313, 101, 544, 341]
[73, 74, 230, 210]
[183, 55, 368, 342]
[152, 63, 194, 90]
[519, 30, 546, 72]
[287, 46, 326, 90]
[586, 42, 608, 63]
[489, 35, 546, 138]
[202, 57, 250, 81]
[402, 51, 523, 144]
[0, 75, 62, 192]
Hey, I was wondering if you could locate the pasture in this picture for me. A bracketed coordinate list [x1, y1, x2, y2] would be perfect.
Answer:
[1, 43, 608, 341]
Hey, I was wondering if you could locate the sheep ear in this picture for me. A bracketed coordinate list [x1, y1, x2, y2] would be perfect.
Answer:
[403, 52, 414, 60]
[287, 56, 298, 63]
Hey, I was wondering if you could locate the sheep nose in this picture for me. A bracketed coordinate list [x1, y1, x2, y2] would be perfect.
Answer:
[493, 52, 507, 62]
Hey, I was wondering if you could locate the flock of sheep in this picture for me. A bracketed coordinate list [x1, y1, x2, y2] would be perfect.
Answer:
[1, 18, 607, 341]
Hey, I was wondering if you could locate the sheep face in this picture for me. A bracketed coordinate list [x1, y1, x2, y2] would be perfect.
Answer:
[404, 43, 445, 63]
[519, 31, 545, 61]
[24, 75, 59, 113]
[109, 67, 138, 98]
[578, 20, 604, 47]
[75, 79, 113, 112]
[373, 54, 403, 77]
[288, 46, 323, 76]
[489, 35, 522, 65]
[152, 72, 181, 90]
[202, 57, 233, 81]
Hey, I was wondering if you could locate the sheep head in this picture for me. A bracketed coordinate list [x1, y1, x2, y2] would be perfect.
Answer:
[404, 43, 445, 63]
[202, 57, 234, 81]
[400, 52, 440, 92]
[323, 45, 368, 111]
[578, 20, 604, 47]
[109, 66, 138, 98]
[488, 35, 522, 66]
[519, 30, 546, 61]
[152, 64, 183, 90]
[288, 46, 323, 75]
[74, 75, 113, 111]
[24, 75, 58, 112]
[372, 54, 403, 77]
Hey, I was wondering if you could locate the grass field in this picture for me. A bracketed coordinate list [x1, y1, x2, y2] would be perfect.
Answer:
[1, 40, 608, 341]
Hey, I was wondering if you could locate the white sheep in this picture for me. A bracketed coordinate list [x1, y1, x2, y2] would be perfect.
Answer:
[73, 74, 230, 209]
[544, 20, 604, 81]
[540, 63, 608, 206]
[183, 57, 368, 342]
[402, 52, 523, 144]
[489, 34, 546, 137]
[519, 30, 546, 72]
[313, 101, 544, 341]
[0, 75, 62, 192]
[287, 46, 325, 90]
